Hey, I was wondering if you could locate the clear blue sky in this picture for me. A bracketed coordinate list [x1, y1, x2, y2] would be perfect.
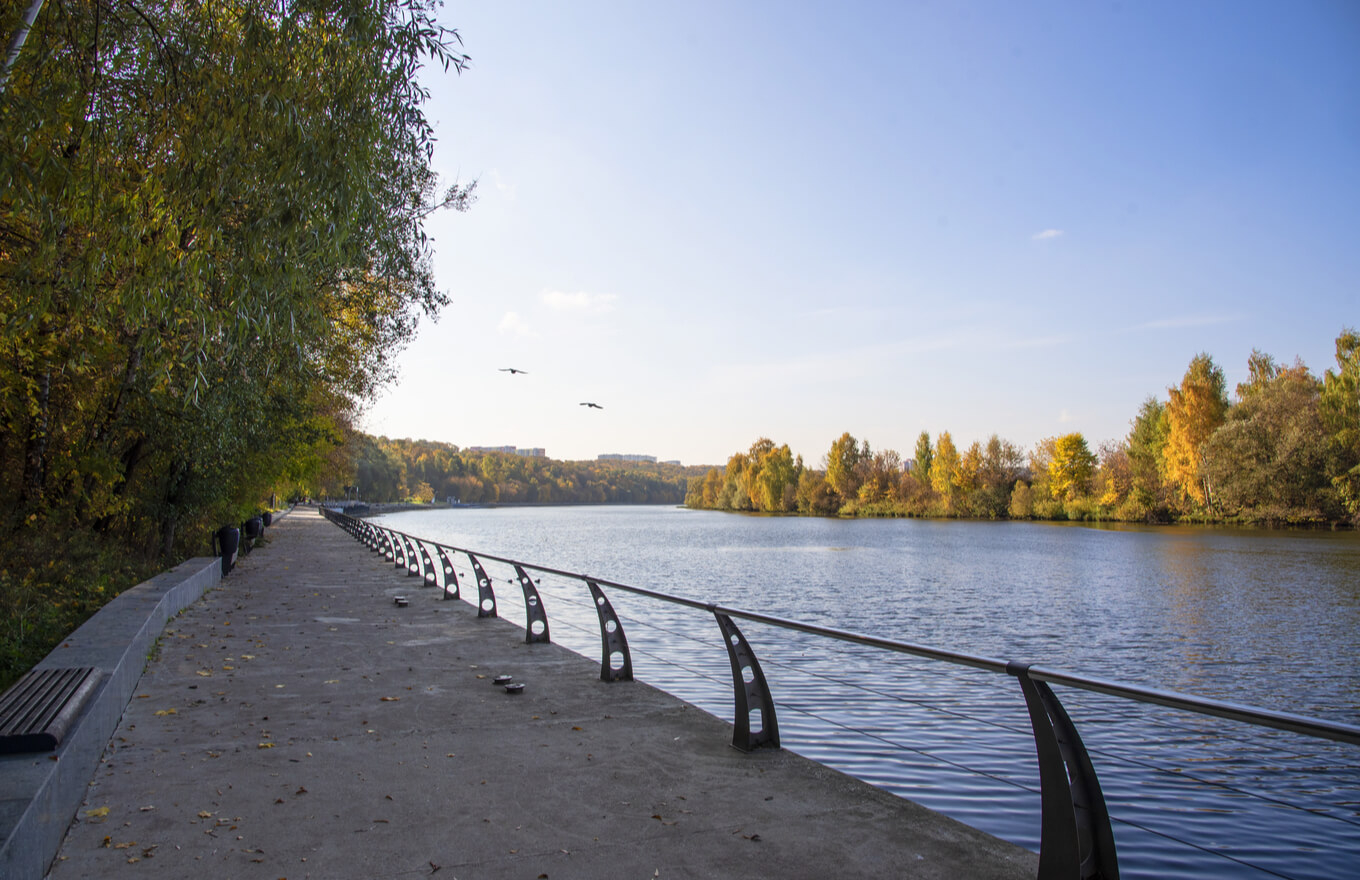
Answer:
[360, 1, 1360, 467]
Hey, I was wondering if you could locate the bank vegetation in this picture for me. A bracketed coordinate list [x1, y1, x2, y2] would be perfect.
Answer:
[686, 331, 1360, 527]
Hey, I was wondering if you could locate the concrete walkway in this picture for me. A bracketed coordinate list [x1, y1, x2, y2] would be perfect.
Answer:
[47, 507, 1037, 879]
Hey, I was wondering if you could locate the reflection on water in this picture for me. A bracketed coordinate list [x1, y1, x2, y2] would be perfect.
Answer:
[375, 505, 1360, 880]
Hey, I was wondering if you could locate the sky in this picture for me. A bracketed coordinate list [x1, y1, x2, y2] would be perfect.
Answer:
[360, 1, 1360, 468]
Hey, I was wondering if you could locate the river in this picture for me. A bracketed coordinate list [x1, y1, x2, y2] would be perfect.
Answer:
[371, 504, 1360, 879]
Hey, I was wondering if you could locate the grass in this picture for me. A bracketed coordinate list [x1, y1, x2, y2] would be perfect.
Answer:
[0, 529, 160, 693]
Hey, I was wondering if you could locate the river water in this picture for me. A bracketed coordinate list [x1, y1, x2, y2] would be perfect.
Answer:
[371, 504, 1360, 879]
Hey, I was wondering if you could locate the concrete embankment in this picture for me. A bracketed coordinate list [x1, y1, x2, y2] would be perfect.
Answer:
[38, 507, 1036, 879]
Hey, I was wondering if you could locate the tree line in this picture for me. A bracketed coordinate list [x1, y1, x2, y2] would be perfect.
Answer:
[686, 330, 1360, 526]
[1, 0, 469, 687]
[317, 434, 702, 506]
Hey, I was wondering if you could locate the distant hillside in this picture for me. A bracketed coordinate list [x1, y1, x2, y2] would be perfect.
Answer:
[319, 434, 709, 505]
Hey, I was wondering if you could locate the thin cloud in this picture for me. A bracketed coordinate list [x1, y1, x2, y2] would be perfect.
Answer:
[1031, 229, 1064, 241]
[1001, 334, 1070, 350]
[1131, 314, 1243, 331]
[541, 289, 618, 313]
[497, 311, 535, 337]
[490, 169, 516, 200]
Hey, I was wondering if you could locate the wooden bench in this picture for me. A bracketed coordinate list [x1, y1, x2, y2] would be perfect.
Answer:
[0, 667, 102, 754]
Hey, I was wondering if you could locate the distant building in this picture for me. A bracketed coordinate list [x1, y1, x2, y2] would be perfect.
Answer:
[662, 460, 681, 466]
[597, 453, 657, 463]
[468, 446, 547, 458]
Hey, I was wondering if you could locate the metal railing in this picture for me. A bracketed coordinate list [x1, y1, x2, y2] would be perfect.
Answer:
[320, 507, 1360, 880]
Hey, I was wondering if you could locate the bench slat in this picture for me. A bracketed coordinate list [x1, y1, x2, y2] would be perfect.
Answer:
[0, 667, 101, 753]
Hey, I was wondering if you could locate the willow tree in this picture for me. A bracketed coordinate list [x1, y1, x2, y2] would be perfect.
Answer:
[1, 0, 472, 552]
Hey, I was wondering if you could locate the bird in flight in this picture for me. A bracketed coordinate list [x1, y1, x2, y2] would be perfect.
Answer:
[499, 368, 528, 375]
[579, 402, 603, 409]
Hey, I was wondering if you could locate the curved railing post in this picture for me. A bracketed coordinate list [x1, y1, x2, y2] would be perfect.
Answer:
[514, 565, 550, 644]
[435, 546, 460, 599]
[588, 581, 633, 682]
[416, 540, 437, 586]
[466, 552, 497, 618]
[402, 534, 421, 577]
[1008, 662, 1119, 880]
[392, 531, 408, 570]
[713, 610, 779, 751]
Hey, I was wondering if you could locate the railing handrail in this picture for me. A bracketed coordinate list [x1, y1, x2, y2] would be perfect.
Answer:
[402, 536, 1360, 747]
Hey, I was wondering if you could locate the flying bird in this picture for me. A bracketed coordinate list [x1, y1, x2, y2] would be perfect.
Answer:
[499, 368, 528, 375]
[579, 402, 603, 409]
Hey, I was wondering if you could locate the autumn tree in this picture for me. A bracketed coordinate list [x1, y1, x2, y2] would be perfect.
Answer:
[1163, 354, 1229, 510]
[1048, 433, 1097, 502]
[972, 434, 1023, 517]
[1122, 397, 1171, 520]
[1204, 359, 1337, 522]
[755, 444, 800, 512]
[931, 431, 961, 512]
[1096, 441, 1133, 509]
[825, 432, 866, 505]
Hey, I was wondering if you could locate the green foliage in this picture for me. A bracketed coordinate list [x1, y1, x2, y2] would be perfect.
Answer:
[1205, 358, 1340, 523]
[1321, 329, 1360, 520]
[1, 528, 158, 691]
[0, 0, 471, 677]
[1120, 397, 1171, 521]
[913, 431, 933, 485]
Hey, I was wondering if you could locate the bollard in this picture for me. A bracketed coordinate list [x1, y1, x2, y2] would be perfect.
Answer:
[212, 525, 240, 576]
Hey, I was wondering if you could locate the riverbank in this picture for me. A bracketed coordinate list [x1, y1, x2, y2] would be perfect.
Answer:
[36, 507, 1037, 879]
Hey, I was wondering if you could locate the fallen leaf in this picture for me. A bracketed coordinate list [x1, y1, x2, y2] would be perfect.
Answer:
[83, 807, 110, 819]
[153, 709, 177, 716]
[197, 811, 214, 818]
[380, 696, 400, 702]
[113, 841, 136, 849]
[101, 836, 111, 848]
[257, 743, 274, 749]
[196, 670, 212, 677]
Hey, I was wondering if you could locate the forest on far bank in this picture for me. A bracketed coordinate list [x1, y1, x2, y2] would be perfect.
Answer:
[686, 330, 1360, 526]
[317, 434, 703, 506]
